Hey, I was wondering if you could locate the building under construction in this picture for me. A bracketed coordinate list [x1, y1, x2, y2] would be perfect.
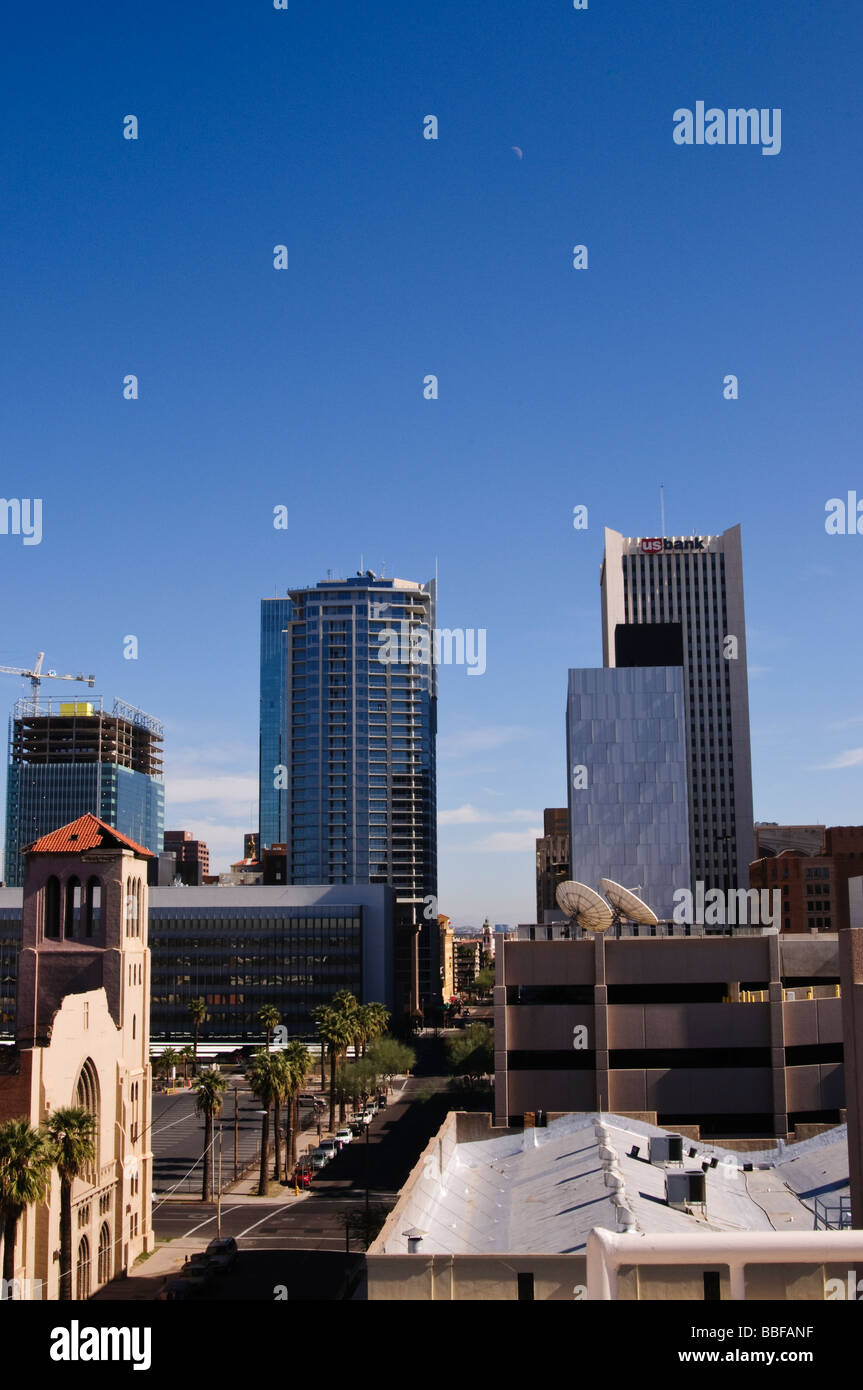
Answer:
[3, 696, 164, 886]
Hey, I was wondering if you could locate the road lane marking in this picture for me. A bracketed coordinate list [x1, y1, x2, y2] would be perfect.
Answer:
[181, 1206, 243, 1237]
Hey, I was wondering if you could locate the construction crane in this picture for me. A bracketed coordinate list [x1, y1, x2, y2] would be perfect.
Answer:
[0, 652, 96, 711]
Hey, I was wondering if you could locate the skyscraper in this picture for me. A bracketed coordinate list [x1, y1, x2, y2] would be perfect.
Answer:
[259, 573, 439, 1010]
[566, 666, 691, 920]
[600, 525, 754, 895]
[4, 697, 164, 887]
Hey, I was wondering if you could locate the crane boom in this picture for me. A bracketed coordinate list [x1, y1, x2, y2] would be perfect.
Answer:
[0, 651, 96, 699]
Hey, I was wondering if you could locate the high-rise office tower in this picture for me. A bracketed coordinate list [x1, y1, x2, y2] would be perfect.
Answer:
[259, 574, 439, 1010]
[567, 666, 691, 920]
[600, 525, 754, 895]
[4, 697, 164, 887]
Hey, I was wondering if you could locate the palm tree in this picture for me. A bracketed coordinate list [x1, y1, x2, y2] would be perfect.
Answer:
[313, 1006, 353, 1133]
[189, 998, 209, 1075]
[43, 1107, 96, 1301]
[180, 1046, 195, 1084]
[160, 1047, 181, 1086]
[281, 1041, 311, 1175]
[365, 1002, 390, 1055]
[258, 1004, 281, 1053]
[192, 1069, 228, 1202]
[246, 1051, 282, 1197]
[270, 1053, 290, 1184]
[0, 1118, 54, 1292]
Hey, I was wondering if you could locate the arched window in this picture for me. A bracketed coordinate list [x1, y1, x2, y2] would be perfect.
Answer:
[75, 1058, 100, 1181]
[76, 1236, 91, 1300]
[125, 879, 138, 939]
[97, 1222, 111, 1285]
[137, 878, 144, 937]
[45, 876, 61, 938]
[85, 878, 101, 937]
[65, 877, 81, 938]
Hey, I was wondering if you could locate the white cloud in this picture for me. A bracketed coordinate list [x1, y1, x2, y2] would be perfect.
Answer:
[167, 774, 258, 804]
[814, 748, 863, 770]
[469, 828, 543, 853]
[438, 725, 531, 757]
[439, 804, 539, 826]
[827, 715, 863, 731]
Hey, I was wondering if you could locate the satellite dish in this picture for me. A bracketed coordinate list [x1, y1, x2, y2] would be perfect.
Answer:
[600, 878, 659, 927]
[556, 881, 614, 933]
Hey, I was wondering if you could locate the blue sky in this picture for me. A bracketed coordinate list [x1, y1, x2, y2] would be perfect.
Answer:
[2, 0, 861, 923]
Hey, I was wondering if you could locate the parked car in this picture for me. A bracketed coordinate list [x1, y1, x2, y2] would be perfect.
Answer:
[334, 1127, 353, 1147]
[376, 1092, 387, 1109]
[308, 1150, 329, 1170]
[349, 1120, 365, 1137]
[205, 1236, 238, 1273]
[318, 1138, 339, 1157]
[293, 1165, 312, 1188]
[181, 1253, 215, 1293]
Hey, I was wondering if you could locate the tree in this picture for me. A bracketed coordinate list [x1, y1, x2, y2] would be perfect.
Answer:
[188, 998, 209, 1075]
[474, 967, 495, 996]
[366, 1036, 416, 1092]
[257, 1004, 281, 1053]
[43, 1107, 97, 1301]
[446, 1023, 494, 1082]
[270, 1054, 290, 1183]
[159, 1047, 181, 1084]
[0, 1118, 54, 1292]
[246, 1051, 282, 1196]
[280, 1040, 311, 1175]
[313, 1007, 354, 1132]
[358, 1002, 390, 1057]
[180, 1046, 195, 1083]
[192, 1069, 228, 1203]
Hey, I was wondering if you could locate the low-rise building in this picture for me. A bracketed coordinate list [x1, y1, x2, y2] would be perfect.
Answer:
[367, 1111, 858, 1300]
[750, 826, 863, 933]
[494, 925, 844, 1137]
[0, 814, 154, 1298]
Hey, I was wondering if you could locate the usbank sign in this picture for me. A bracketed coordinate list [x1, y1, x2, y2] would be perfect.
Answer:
[640, 537, 707, 553]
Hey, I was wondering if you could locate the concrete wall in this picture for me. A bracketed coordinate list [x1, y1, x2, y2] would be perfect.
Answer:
[496, 933, 843, 1132]
[367, 1252, 587, 1301]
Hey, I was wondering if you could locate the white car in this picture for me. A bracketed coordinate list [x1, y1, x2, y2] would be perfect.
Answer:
[334, 1127, 353, 1147]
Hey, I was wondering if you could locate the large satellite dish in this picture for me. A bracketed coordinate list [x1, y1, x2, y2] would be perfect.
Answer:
[556, 881, 614, 933]
[600, 878, 659, 927]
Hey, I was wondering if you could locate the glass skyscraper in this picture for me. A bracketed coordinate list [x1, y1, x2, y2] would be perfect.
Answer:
[566, 666, 691, 921]
[4, 697, 164, 886]
[259, 574, 439, 1010]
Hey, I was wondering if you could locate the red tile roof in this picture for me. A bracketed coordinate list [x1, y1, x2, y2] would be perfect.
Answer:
[23, 813, 154, 858]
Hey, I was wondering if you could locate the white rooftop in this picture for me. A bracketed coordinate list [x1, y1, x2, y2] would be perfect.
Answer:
[373, 1113, 849, 1257]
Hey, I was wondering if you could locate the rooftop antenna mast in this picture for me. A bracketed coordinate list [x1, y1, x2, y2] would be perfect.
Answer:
[660, 485, 665, 536]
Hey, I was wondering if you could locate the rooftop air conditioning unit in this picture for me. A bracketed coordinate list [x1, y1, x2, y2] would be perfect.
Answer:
[665, 1170, 706, 1212]
[649, 1134, 684, 1166]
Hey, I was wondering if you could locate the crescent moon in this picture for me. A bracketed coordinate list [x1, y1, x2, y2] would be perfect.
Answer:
[511, 146, 523, 159]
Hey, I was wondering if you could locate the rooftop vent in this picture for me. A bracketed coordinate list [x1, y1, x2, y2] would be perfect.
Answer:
[649, 1134, 684, 1167]
[665, 1170, 706, 1213]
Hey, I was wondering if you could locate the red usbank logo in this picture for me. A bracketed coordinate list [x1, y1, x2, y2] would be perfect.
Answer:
[640, 537, 706, 553]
